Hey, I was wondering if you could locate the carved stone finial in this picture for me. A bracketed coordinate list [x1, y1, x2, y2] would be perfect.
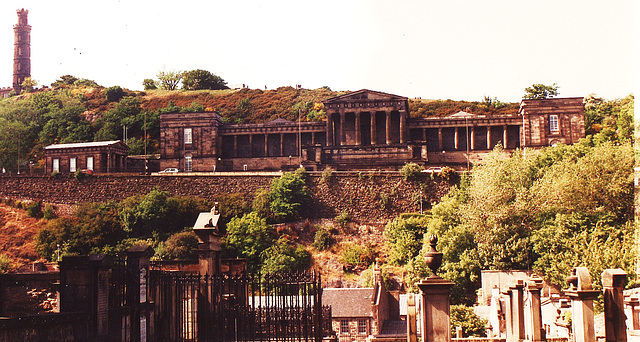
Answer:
[424, 235, 443, 277]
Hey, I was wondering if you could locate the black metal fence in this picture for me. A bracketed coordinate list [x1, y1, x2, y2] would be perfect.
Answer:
[148, 270, 332, 342]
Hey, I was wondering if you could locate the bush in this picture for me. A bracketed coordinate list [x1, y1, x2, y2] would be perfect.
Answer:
[50, 171, 60, 179]
[268, 170, 309, 222]
[260, 238, 311, 274]
[43, 204, 56, 220]
[105, 86, 125, 102]
[340, 243, 377, 271]
[440, 166, 455, 181]
[0, 254, 14, 274]
[335, 211, 350, 227]
[74, 170, 87, 180]
[313, 228, 333, 251]
[450, 305, 487, 337]
[223, 212, 273, 271]
[26, 201, 43, 218]
[142, 78, 157, 90]
[321, 166, 334, 184]
[160, 230, 198, 260]
[400, 162, 423, 181]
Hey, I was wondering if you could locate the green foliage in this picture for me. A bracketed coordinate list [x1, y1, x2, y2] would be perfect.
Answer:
[583, 94, 634, 143]
[523, 83, 559, 99]
[182, 69, 228, 90]
[335, 211, 350, 228]
[450, 305, 487, 337]
[142, 78, 157, 90]
[400, 162, 423, 181]
[320, 166, 334, 184]
[156, 230, 199, 260]
[156, 70, 182, 90]
[0, 254, 14, 274]
[252, 188, 272, 219]
[384, 215, 430, 265]
[313, 227, 333, 251]
[260, 238, 311, 274]
[74, 78, 99, 87]
[268, 169, 309, 222]
[216, 193, 250, 224]
[340, 243, 376, 271]
[51, 75, 78, 88]
[43, 204, 56, 220]
[105, 86, 125, 102]
[223, 212, 274, 271]
[25, 201, 43, 218]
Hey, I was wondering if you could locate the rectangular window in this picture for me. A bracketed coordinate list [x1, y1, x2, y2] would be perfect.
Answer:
[549, 115, 559, 132]
[87, 157, 94, 171]
[69, 158, 77, 173]
[340, 320, 349, 334]
[358, 319, 367, 334]
[185, 156, 192, 172]
[52, 159, 59, 172]
[184, 128, 193, 144]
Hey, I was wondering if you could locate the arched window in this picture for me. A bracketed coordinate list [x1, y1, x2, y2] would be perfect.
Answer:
[185, 153, 192, 172]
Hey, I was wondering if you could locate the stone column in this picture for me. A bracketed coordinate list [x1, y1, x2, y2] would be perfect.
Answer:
[127, 245, 154, 342]
[385, 112, 392, 145]
[264, 134, 268, 156]
[524, 275, 544, 342]
[417, 236, 453, 342]
[248, 134, 253, 157]
[280, 133, 284, 157]
[233, 136, 238, 158]
[505, 280, 525, 342]
[565, 267, 599, 342]
[407, 293, 417, 342]
[355, 112, 361, 145]
[470, 126, 476, 150]
[503, 125, 508, 148]
[371, 112, 377, 145]
[602, 269, 628, 342]
[326, 112, 334, 146]
[454, 127, 459, 150]
[400, 110, 407, 144]
[336, 111, 343, 146]
[437, 128, 443, 151]
[487, 126, 492, 150]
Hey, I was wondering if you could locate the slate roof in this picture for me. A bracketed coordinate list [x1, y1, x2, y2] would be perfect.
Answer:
[193, 210, 221, 231]
[44, 140, 127, 150]
[323, 288, 373, 318]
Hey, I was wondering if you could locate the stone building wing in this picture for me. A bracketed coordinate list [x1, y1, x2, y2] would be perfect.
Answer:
[43, 140, 129, 174]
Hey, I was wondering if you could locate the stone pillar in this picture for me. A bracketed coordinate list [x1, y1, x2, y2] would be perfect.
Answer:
[625, 296, 640, 330]
[59, 255, 113, 341]
[326, 112, 334, 146]
[355, 112, 361, 145]
[233, 135, 238, 158]
[371, 112, 377, 145]
[264, 134, 268, 156]
[565, 267, 599, 342]
[454, 127, 459, 150]
[503, 125, 508, 148]
[437, 128, 443, 151]
[417, 236, 453, 342]
[470, 126, 475, 150]
[524, 275, 544, 342]
[400, 110, 407, 144]
[487, 126, 492, 149]
[248, 134, 253, 157]
[489, 286, 503, 337]
[407, 293, 417, 342]
[126, 245, 154, 342]
[602, 269, 628, 342]
[279, 133, 284, 157]
[339, 112, 345, 146]
[385, 111, 392, 145]
[505, 280, 525, 342]
[194, 212, 223, 342]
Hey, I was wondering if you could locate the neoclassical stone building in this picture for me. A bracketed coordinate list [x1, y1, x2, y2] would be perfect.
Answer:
[160, 89, 584, 172]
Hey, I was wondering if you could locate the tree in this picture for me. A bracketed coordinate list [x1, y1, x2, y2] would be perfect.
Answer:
[384, 214, 429, 265]
[156, 70, 182, 90]
[20, 77, 38, 92]
[222, 212, 274, 271]
[260, 238, 311, 274]
[142, 78, 157, 90]
[268, 169, 310, 222]
[523, 83, 559, 99]
[105, 86, 125, 102]
[51, 75, 78, 88]
[450, 305, 487, 337]
[182, 69, 228, 90]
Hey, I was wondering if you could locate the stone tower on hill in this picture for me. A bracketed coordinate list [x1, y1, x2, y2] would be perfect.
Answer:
[13, 8, 31, 94]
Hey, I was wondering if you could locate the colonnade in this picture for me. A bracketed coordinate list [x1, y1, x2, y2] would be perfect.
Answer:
[416, 124, 520, 151]
[326, 110, 407, 147]
[223, 131, 326, 158]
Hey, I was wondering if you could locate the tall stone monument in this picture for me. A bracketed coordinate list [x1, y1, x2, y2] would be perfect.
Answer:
[13, 8, 31, 94]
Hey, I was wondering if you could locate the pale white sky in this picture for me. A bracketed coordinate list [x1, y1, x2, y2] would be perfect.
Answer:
[0, 0, 636, 102]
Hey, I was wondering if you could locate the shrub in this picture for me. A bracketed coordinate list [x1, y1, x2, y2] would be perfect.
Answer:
[43, 204, 57, 220]
[74, 170, 87, 180]
[142, 78, 157, 90]
[313, 228, 333, 251]
[162, 230, 198, 260]
[268, 170, 309, 222]
[0, 254, 14, 274]
[105, 86, 125, 102]
[335, 211, 350, 228]
[400, 162, 423, 181]
[340, 243, 376, 271]
[440, 166, 456, 181]
[321, 166, 334, 184]
[26, 201, 43, 218]
[260, 238, 311, 274]
[450, 305, 487, 337]
[50, 171, 60, 179]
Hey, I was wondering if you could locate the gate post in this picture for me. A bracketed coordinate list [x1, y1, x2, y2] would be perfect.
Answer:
[524, 274, 544, 342]
[602, 269, 628, 342]
[565, 267, 599, 342]
[417, 236, 453, 342]
[504, 280, 525, 342]
[127, 245, 154, 342]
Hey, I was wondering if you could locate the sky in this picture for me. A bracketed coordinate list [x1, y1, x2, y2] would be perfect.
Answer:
[0, 0, 636, 103]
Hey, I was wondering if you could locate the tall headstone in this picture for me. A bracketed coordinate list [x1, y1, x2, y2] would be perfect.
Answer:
[524, 274, 544, 342]
[13, 9, 31, 94]
[602, 269, 628, 342]
[565, 267, 598, 342]
[504, 280, 525, 342]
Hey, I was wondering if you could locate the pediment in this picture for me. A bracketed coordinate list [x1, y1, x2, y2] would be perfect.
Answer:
[324, 89, 407, 103]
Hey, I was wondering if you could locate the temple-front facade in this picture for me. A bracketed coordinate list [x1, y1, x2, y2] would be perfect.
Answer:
[160, 89, 585, 172]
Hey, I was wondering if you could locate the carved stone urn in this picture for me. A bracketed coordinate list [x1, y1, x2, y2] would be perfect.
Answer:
[424, 235, 443, 278]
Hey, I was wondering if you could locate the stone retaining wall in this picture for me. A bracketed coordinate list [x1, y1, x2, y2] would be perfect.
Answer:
[0, 172, 453, 223]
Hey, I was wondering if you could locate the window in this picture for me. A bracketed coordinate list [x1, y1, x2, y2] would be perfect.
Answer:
[340, 320, 349, 334]
[185, 155, 192, 172]
[69, 158, 77, 173]
[358, 319, 367, 334]
[184, 128, 193, 144]
[87, 157, 94, 171]
[52, 159, 59, 172]
[549, 115, 559, 132]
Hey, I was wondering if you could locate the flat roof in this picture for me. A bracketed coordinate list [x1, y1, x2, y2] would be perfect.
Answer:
[44, 140, 126, 150]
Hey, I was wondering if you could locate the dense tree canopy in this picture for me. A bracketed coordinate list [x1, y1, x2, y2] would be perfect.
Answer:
[523, 83, 559, 99]
[182, 69, 228, 90]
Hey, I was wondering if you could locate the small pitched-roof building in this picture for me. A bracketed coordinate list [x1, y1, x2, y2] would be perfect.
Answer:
[43, 140, 128, 174]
